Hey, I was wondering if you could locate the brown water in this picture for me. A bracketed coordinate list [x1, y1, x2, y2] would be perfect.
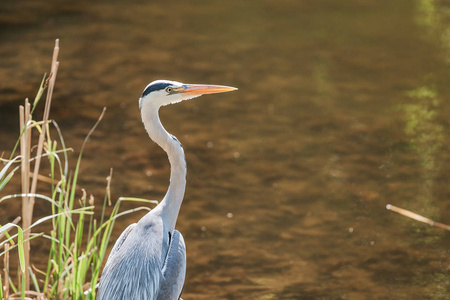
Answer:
[1, 0, 450, 299]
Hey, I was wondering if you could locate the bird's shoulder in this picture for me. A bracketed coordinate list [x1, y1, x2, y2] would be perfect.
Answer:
[112, 224, 136, 252]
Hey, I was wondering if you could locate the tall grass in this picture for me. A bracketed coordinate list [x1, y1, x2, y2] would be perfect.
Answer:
[0, 40, 156, 299]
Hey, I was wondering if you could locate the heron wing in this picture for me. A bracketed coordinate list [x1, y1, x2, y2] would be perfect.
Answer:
[156, 230, 186, 300]
[97, 220, 164, 300]
[104, 223, 136, 268]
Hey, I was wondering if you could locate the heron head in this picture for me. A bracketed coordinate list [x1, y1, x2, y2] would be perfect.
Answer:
[139, 80, 237, 109]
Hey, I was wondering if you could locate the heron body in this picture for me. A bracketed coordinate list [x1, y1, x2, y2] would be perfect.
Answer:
[97, 80, 237, 300]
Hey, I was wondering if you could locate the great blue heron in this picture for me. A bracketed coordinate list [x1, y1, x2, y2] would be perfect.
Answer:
[97, 80, 237, 300]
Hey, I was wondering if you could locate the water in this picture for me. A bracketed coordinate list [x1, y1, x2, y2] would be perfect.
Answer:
[1, 0, 450, 299]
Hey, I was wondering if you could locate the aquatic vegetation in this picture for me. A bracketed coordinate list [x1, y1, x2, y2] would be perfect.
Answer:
[0, 40, 154, 300]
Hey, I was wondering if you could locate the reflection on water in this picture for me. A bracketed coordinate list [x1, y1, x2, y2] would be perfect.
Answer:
[416, 0, 437, 29]
[400, 85, 445, 256]
[404, 87, 443, 173]
[1, 0, 450, 299]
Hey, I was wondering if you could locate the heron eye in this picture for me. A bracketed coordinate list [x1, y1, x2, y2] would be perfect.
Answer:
[166, 87, 173, 93]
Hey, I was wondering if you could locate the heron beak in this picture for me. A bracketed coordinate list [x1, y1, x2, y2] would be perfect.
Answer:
[179, 84, 238, 96]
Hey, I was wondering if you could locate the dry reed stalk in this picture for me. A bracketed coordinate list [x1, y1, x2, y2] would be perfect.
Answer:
[19, 99, 32, 290]
[29, 173, 56, 185]
[106, 168, 113, 206]
[29, 39, 59, 203]
[386, 204, 450, 231]
[18, 38, 59, 291]
[9, 290, 40, 300]
[3, 244, 10, 299]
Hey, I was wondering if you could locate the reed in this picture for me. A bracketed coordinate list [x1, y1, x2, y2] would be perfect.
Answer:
[386, 204, 450, 231]
[0, 40, 156, 299]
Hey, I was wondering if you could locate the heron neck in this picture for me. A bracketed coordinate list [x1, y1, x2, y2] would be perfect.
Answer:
[141, 105, 186, 232]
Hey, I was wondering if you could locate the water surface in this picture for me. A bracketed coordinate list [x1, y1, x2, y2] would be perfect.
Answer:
[1, 0, 450, 299]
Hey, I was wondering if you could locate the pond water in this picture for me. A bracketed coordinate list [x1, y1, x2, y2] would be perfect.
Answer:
[1, 0, 450, 299]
